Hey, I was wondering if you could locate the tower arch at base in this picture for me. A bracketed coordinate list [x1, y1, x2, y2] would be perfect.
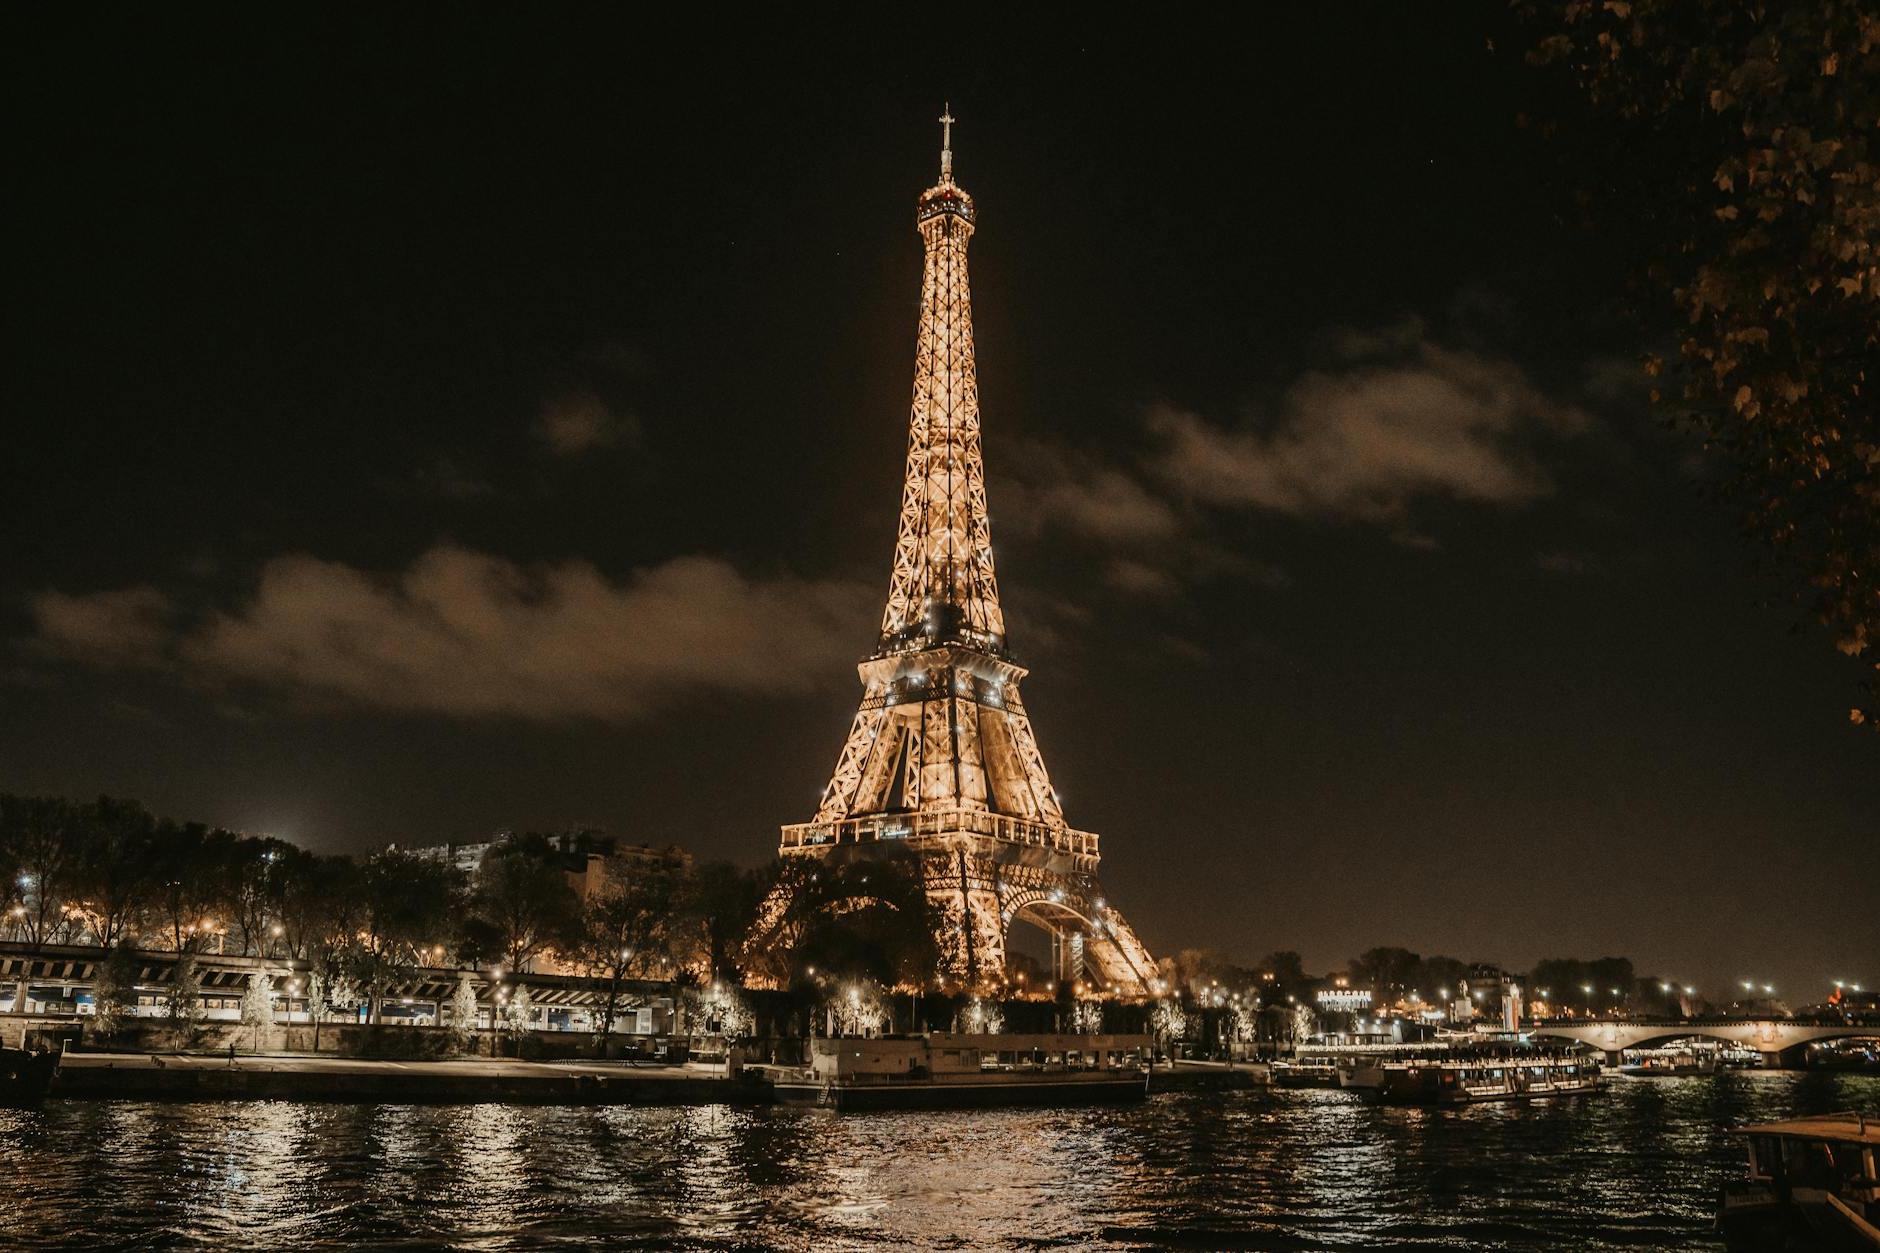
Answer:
[998, 882, 1156, 998]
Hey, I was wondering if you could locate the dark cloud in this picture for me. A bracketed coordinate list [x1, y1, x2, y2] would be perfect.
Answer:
[534, 391, 640, 456]
[411, 456, 496, 501]
[31, 548, 872, 722]
[1103, 558, 1182, 597]
[996, 443, 1184, 545]
[1535, 549, 1604, 577]
[29, 586, 173, 667]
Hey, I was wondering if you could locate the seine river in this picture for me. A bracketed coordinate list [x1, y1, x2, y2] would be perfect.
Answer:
[3, 1071, 1875, 1250]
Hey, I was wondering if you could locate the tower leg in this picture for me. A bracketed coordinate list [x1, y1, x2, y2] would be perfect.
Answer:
[922, 851, 1005, 991]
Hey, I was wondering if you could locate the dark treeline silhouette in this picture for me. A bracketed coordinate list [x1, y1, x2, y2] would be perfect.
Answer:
[0, 793, 781, 1015]
[0, 793, 949, 1014]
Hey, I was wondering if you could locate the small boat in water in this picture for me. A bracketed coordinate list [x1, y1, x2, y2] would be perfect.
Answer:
[764, 1033, 1151, 1111]
[0, 1047, 60, 1107]
[1617, 1046, 1717, 1078]
[1718, 1113, 1880, 1250]
[1270, 1057, 1341, 1089]
[1373, 1053, 1600, 1105]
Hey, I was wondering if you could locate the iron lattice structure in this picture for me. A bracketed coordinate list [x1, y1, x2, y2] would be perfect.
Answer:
[770, 112, 1156, 996]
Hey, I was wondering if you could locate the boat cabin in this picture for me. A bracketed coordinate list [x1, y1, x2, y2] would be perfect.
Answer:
[1722, 1114, 1880, 1251]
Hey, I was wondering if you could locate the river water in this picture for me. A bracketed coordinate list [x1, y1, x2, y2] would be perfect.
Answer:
[3, 1070, 1875, 1250]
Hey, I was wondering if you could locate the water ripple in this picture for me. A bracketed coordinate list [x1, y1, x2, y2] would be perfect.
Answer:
[0, 1072, 1873, 1250]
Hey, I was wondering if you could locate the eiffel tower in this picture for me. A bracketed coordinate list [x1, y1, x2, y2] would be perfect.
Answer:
[776, 109, 1156, 996]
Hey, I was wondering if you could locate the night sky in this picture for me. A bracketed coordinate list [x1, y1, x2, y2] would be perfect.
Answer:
[7, 9, 1874, 1000]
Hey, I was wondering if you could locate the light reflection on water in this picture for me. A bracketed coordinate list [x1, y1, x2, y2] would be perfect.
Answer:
[0, 1071, 1873, 1250]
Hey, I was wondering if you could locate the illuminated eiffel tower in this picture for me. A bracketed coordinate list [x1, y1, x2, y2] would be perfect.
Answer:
[776, 109, 1156, 996]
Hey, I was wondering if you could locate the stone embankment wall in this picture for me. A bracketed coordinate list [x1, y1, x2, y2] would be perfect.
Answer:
[52, 1062, 764, 1106]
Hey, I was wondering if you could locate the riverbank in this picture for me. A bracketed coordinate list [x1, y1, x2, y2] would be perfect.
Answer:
[51, 1051, 764, 1105]
[47, 1050, 1254, 1105]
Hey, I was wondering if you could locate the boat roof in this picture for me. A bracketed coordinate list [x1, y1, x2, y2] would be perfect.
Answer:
[1738, 1115, 1880, 1145]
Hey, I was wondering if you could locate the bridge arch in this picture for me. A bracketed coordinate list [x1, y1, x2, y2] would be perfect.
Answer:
[1528, 1020, 1880, 1067]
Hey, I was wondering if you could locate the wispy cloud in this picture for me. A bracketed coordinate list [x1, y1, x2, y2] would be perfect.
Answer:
[1535, 548, 1604, 577]
[1148, 334, 1591, 522]
[31, 547, 871, 722]
[990, 322, 1591, 603]
[534, 390, 639, 456]
[1103, 559, 1182, 597]
[998, 443, 1185, 545]
[30, 586, 173, 666]
[411, 456, 496, 500]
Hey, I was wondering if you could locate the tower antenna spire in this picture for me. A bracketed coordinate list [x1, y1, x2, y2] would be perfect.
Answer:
[939, 102, 955, 183]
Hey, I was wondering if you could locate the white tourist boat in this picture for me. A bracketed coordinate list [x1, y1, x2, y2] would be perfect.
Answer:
[1371, 1053, 1601, 1105]
[764, 1033, 1151, 1111]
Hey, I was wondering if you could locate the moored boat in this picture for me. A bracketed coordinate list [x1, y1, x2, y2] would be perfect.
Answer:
[764, 1032, 1150, 1111]
[0, 1047, 60, 1107]
[1718, 1113, 1880, 1251]
[1373, 1053, 1600, 1105]
[1270, 1057, 1341, 1089]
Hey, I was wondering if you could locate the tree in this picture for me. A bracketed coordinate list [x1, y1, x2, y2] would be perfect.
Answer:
[1414, 955, 1471, 1003]
[304, 965, 330, 1052]
[166, 948, 205, 1026]
[748, 850, 937, 990]
[569, 857, 687, 1040]
[90, 945, 138, 1039]
[1529, 957, 1590, 1011]
[277, 853, 356, 961]
[682, 861, 763, 985]
[346, 851, 463, 1023]
[240, 970, 275, 1050]
[1254, 950, 1309, 1000]
[1, 794, 80, 947]
[697, 981, 753, 1039]
[449, 975, 481, 1052]
[67, 796, 158, 948]
[960, 997, 1003, 1034]
[466, 841, 581, 975]
[500, 983, 533, 1044]
[1526, 2, 1880, 725]
[1588, 956, 1637, 1010]
[148, 821, 226, 953]
[1350, 947, 1422, 1002]
[227, 838, 296, 956]
[1150, 998, 1188, 1062]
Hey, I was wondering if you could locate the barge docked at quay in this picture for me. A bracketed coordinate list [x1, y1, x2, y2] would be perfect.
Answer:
[763, 1033, 1153, 1111]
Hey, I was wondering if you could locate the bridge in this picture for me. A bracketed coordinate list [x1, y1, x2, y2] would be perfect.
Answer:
[1530, 1017, 1880, 1067]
